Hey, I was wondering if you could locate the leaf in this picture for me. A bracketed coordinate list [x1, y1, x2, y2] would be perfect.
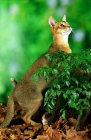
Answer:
[45, 53, 52, 61]
[47, 127, 62, 140]
[52, 69, 58, 75]
[62, 110, 66, 119]
[32, 74, 39, 82]
[71, 77, 78, 85]
[66, 81, 70, 87]
[51, 99, 56, 107]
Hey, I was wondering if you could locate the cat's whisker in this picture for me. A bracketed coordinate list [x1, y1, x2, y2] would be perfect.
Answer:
[71, 28, 75, 35]
[72, 30, 75, 35]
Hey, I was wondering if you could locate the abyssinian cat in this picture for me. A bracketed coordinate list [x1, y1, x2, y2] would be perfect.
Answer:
[0, 15, 72, 128]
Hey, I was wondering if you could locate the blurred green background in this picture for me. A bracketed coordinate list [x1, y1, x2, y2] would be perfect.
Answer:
[0, 0, 91, 103]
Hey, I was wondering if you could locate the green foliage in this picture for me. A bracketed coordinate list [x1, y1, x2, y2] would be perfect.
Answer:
[33, 49, 91, 116]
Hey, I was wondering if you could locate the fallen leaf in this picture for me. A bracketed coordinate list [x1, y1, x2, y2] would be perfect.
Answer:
[47, 127, 63, 140]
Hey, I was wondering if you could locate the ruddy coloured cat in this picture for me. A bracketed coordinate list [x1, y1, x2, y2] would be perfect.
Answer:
[0, 15, 72, 127]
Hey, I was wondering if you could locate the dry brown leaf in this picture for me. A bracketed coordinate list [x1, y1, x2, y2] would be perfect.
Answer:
[47, 127, 63, 140]
[24, 129, 35, 137]
[0, 131, 3, 140]
[10, 134, 16, 140]
[77, 129, 89, 137]
[82, 130, 91, 140]
[66, 127, 82, 140]
[68, 117, 76, 126]
[36, 134, 48, 140]
[68, 135, 83, 140]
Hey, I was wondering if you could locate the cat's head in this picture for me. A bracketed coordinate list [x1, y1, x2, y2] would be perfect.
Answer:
[49, 15, 72, 37]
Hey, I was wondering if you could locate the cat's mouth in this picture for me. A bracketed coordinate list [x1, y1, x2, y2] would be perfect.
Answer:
[67, 28, 72, 32]
[63, 28, 72, 35]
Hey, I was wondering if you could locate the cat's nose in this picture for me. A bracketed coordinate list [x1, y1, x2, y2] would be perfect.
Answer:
[68, 27, 72, 30]
[69, 27, 72, 31]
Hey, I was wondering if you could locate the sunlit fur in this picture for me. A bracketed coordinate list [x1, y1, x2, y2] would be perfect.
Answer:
[49, 16, 72, 53]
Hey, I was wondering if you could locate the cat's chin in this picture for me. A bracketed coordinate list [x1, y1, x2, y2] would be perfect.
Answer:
[63, 28, 72, 35]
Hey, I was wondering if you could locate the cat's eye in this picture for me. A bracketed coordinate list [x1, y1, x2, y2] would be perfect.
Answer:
[61, 24, 65, 27]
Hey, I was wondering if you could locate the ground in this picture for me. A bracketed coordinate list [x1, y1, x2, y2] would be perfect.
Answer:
[0, 103, 91, 140]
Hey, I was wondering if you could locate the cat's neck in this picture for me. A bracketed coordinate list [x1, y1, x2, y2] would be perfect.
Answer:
[53, 34, 69, 44]
[50, 34, 72, 53]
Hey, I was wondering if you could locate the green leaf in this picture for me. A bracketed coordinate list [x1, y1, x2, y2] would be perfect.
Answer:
[62, 110, 66, 119]
[71, 77, 78, 85]
[52, 69, 58, 75]
[66, 81, 70, 87]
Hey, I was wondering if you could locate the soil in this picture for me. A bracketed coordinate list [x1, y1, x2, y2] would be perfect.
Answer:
[0, 103, 91, 140]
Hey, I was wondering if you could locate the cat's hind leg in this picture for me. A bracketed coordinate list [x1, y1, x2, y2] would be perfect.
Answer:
[22, 96, 43, 126]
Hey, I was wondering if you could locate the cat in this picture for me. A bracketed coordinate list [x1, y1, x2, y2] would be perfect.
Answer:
[0, 15, 72, 128]
[7, 21, 91, 131]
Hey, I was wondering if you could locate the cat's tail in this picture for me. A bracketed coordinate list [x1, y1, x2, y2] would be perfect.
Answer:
[0, 95, 14, 128]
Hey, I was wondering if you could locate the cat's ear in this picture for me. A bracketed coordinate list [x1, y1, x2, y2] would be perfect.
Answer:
[62, 15, 66, 22]
[49, 16, 56, 27]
